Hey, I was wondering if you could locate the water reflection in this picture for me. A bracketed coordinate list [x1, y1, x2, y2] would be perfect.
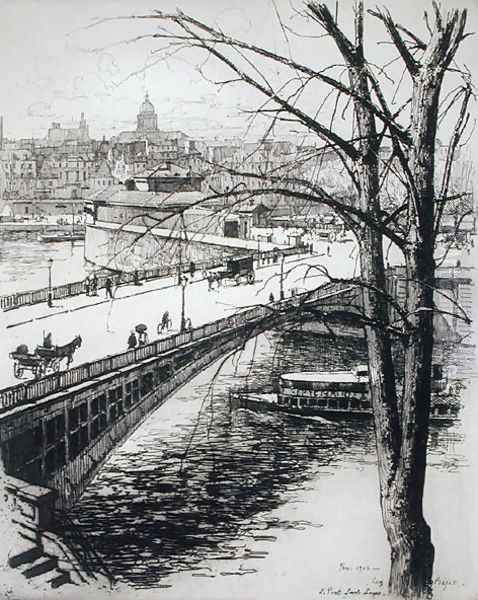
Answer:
[66, 330, 466, 589]
[0, 234, 85, 293]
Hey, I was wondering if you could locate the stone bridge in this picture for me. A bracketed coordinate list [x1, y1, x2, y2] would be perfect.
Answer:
[0, 267, 471, 510]
[0, 282, 338, 511]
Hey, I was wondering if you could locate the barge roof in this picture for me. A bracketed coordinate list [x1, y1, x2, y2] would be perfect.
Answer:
[281, 371, 368, 384]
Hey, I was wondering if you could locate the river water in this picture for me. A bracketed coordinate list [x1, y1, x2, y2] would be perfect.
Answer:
[66, 329, 476, 600]
[0, 235, 85, 294]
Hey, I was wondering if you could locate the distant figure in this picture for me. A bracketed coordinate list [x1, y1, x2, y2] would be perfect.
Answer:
[105, 277, 113, 299]
[90, 274, 98, 296]
[456, 259, 461, 268]
[327, 245, 331, 257]
[84, 277, 90, 296]
[133, 270, 142, 286]
[138, 331, 149, 346]
[43, 332, 53, 349]
[309, 242, 313, 255]
[207, 272, 214, 291]
[184, 317, 192, 331]
[189, 260, 196, 278]
[269, 292, 275, 303]
[160, 310, 171, 333]
[214, 272, 221, 288]
[127, 330, 137, 349]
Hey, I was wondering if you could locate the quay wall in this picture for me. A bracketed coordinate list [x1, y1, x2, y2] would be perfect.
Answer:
[85, 223, 239, 272]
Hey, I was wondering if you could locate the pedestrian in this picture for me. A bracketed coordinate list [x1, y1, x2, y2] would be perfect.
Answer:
[138, 331, 149, 346]
[327, 245, 331, 257]
[84, 277, 90, 296]
[161, 310, 171, 333]
[269, 292, 275, 303]
[207, 272, 213, 291]
[43, 332, 53, 348]
[91, 274, 98, 296]
[185, 317, 192, 331]
[133, 270, 142, 286]
[189, 260, 196, 278]
[215, 272, 221, 288]
[127, 330, 137, 349]
[105, 277, 113, 299]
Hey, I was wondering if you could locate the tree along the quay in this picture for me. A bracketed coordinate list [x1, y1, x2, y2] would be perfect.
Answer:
[110, 2, 473, 596]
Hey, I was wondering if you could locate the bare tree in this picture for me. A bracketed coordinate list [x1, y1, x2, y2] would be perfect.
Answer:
[94, 1, 473, 596]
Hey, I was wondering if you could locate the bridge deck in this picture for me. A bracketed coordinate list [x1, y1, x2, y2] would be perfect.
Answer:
[0, 281, 348, 416]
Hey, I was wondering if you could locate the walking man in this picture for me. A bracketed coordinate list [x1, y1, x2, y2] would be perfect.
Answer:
[105, 277, 113, 299]
[127, 330, 137, 349]
[160, 310, 171, 333]
[91, 274, 98, 296]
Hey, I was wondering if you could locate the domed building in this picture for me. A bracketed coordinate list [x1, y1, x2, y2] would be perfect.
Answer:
[137, 93, 158, 132]
[113, 93, 188, 155]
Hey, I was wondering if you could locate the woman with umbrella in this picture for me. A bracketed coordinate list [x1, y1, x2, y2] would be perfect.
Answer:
[136, 323, 149, 346]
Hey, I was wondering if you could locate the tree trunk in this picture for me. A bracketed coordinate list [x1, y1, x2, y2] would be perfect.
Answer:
[383, 38, 444, 598]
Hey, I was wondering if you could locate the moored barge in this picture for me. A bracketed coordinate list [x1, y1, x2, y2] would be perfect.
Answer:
[229, 365, 460, 422]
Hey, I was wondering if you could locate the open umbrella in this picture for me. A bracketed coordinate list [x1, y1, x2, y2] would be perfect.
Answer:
[135, 323, 148, 333]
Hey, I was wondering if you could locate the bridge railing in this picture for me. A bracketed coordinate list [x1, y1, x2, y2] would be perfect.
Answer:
[0, 246, 307, 312]
[0, 278, 344, 415]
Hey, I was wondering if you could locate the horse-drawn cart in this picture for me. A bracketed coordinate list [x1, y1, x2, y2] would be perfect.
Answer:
[9, 347, 47, 379]
[217, 255, 256, 285]
[9, 336, 82, 380]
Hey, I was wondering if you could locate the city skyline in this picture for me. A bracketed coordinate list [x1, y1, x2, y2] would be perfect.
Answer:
[2, 0, 477, 151]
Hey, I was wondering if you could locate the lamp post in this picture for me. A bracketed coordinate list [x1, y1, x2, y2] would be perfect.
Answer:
[279, 252, 285, 300]
[180, 274, 188, 332]
[47, 258, 53, 307]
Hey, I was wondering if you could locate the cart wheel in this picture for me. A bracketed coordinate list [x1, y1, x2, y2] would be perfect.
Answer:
[247, 271, 256, 284]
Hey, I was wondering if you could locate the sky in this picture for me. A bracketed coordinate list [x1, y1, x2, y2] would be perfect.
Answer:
[1, 0, 477, 149]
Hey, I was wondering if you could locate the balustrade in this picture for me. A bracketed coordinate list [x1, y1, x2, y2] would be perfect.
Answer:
[0, 281, 337, 414]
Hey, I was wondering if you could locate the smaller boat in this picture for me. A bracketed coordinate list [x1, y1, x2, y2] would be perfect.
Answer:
[38, 231, 85, 243]
[229, 365, 460, 423]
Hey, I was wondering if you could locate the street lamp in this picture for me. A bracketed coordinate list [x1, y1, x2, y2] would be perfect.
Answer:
[47, 258, 54, 307]
[179, 274, 188, 332]
[279, 252, 285, 300]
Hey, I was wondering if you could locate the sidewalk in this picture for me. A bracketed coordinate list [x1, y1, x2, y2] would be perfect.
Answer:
[1, 247, 351, 390]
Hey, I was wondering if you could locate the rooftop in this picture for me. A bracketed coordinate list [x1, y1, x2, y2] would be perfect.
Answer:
[96, 189, 205, 209]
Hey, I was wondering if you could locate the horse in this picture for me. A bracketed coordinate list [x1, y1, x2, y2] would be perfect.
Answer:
[55, 334, 82, 368]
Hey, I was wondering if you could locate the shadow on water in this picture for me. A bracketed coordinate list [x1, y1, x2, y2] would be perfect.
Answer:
[65, 329, 466, 588]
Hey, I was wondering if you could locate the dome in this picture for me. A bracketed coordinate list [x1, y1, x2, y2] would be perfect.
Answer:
[139, 93, 155, 114]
